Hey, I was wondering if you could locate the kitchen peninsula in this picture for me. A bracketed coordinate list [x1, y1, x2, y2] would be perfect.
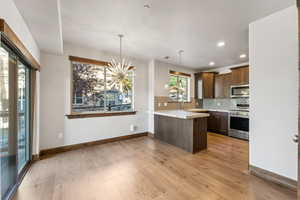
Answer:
[154, 110, 210, 153]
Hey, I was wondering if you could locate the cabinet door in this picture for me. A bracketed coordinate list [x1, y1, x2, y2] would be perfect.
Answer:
[214, 75, 224, 98]
[231, 66, 249, 85]
[231, 68, 242, 85]
[215, 73, 232, 98]
[242, 67, 249, 84]
[208, 112, 221, 132]
[219, 112, 229, 135]
[208, 112, 218, 132]
[214, 114, 221, 133]
[223, 73, 232, 98]
[194, 73, 202, 99]
[207, 114, 215, 132]
[208, 112, 228, 135]
[202, 73, 215, 99]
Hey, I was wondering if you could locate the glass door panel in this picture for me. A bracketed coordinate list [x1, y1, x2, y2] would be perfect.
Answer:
[0, 46, 18, 199]
[17, 62, 30, 172]
[0, 40, 32, 199]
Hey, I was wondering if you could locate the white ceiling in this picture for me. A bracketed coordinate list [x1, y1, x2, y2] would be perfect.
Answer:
[13, 0, 63, 54]
[14, 0, 295, 69]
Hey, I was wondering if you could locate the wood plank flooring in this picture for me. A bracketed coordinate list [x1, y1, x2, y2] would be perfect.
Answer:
[13, 133, 296, 200]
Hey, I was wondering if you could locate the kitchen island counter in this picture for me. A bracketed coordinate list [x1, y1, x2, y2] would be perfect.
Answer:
[154, 110, 210, 119]
[154, 110, 209, 153]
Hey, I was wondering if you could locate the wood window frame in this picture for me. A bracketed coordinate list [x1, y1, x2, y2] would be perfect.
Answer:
[68, 56, 136, 119]
[169, 70, 191, 78]
[0, 19, 40, 70]
[69, 56, 135, 70]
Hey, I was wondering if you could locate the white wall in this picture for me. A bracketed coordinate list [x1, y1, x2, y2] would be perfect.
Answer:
[154, 60, 197, 97]
[249, 6, 298, 180]
[148, 60, 155, 134]
[0, 0, 40, 62]
[32, 72, 40, 155]
[40, 43, 149, 150]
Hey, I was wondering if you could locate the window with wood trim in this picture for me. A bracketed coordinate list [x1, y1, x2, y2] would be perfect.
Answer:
[168, 71, 191, 102]
[70, 56, 134, 114]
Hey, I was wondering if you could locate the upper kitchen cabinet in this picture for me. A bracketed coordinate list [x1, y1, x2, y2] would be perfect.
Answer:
[195, 72, 215, 99]
[215, 73, 232, 98]
[231, 66, 249, 85]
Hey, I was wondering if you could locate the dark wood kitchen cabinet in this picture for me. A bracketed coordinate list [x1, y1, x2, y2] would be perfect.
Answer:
[214, 73, 232, 98]
[214, 75, 223, 98]
[195, 72, 215, 99]
[231, 66, 249, 85]
[208, 111, 228, 135]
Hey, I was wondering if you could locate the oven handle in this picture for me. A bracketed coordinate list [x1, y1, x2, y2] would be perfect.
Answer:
[231, 94, 250, 98]
[229, 115, 249, 119]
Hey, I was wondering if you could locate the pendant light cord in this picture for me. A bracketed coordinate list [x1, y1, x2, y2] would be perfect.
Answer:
[118, 34, 123, 62]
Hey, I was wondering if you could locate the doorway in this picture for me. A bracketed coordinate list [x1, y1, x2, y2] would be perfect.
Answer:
[0, 39, 32, 200]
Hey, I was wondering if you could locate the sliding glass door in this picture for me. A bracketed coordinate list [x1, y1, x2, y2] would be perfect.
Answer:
[0, 43, 18, 200]
[17, 62, 30, 172]
[0, 41, 32, 200]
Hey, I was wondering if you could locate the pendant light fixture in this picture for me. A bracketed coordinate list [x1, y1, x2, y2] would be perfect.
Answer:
[107, 34, 133, 92]
[108, 34, 132, 71]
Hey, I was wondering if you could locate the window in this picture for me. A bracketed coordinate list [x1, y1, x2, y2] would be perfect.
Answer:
[71, 57, 134, 114]
[168, 71, 191, 102]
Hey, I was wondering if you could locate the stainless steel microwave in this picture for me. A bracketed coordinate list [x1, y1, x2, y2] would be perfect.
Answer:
[230, 85, 249, 98]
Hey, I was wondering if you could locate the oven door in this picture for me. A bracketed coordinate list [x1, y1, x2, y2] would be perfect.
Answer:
[230, 116, 249, 132]
[229, 115, 249, 140]
[231, 85, 249, 98]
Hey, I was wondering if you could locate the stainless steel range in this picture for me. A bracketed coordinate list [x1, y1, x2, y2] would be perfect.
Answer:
[229, 104, 249, 140]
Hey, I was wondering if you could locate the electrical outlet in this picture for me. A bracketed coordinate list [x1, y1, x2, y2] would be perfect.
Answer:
[217, 102, 221, 106]
[164, 102, 168, 107]
[158, 103, 161, 107]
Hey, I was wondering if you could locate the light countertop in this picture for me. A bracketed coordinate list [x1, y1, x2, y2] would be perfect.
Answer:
[186, 108, 230, 113]
[154, 110, 210, 119]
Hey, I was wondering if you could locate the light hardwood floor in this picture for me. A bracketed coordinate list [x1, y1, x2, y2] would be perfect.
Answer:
[13, 133, 296, 200]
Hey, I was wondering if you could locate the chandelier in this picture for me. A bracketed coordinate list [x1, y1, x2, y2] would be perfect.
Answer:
[107, 34, 133, 92]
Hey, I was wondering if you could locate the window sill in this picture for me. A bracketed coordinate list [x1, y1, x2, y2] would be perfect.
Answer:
[65, 111, 137, 119]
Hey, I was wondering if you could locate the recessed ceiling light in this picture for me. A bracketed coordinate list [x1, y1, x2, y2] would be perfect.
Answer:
[217, 41, 226, 47]
[209, 62, 215, 66]
[240, 54, 247, 58]
[144, 4, 151, 8]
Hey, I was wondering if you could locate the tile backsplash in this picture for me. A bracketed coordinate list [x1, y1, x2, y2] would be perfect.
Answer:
[154, 96, 198, 111]
[202, 98, 249, 110]
[154, 96, 249, 111]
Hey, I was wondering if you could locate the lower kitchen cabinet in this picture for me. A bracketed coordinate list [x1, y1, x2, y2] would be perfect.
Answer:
[208, 111, 228, 135]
